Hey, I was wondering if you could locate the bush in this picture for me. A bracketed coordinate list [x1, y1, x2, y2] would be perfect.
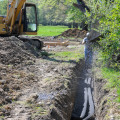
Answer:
[86, 0, 120, 68]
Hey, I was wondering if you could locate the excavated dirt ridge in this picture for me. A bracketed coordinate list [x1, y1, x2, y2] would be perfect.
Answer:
[60, 29, 87, 39]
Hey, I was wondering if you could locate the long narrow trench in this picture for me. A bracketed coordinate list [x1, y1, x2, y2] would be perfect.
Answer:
[71, 42, 95, 120]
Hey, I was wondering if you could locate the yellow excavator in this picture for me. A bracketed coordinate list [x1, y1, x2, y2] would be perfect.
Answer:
[0, 0, 69, 49]
[0, 0, 43, 49]
[0, 0, 38, 35]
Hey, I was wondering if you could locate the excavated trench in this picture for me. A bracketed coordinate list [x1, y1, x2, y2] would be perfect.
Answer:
[70, 43, 95, 120]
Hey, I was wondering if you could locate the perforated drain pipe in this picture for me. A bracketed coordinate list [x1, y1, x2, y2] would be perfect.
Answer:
[83, 87, 94, 120]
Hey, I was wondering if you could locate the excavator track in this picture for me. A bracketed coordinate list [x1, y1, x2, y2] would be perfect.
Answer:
[18, 36, 43, 50]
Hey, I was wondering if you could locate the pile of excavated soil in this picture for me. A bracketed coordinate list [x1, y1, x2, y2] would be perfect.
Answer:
[0, 36, 41, 117]
[60, 28, 87, 39]
[0, 37, 40, 65]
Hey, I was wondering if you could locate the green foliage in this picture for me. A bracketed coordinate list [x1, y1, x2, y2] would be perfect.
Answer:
[37, 25, 69, 36]
[27, 0, 70, 25]
[27, 0, 83, 26]
[0, 0, 7, 15]
[99, 0, 120, 67]
[65, 5, 85, 23]
[85, 0, 120, 68]
[85, 0, 120, 103]
[102, 67, 120, 102]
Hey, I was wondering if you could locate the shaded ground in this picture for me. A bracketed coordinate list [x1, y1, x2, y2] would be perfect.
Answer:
[0, 36, 84, 120]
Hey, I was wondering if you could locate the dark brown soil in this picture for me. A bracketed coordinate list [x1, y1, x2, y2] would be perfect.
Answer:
[0, 36, 40, 65]
[60, 29, 87, 39]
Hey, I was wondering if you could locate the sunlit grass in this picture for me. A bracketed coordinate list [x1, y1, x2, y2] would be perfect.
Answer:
[51, 51, 83, 61]
[102, 68, 120, 88]
[102, 67, 120, 102]
[49, 46, 84, 62]
[37, 25, 69, 36]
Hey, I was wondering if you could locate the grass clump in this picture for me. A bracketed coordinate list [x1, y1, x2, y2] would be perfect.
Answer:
[101, 67, 120, 102]
[43, 77, 57, 84]
[37, 26, 69, 36]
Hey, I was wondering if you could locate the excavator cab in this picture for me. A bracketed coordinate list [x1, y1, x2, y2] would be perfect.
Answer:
[23, 3, 37, 34]
[0, 0, 38, 36]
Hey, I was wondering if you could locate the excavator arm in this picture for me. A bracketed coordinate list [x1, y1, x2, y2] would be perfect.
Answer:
[5, 0, 26, 25]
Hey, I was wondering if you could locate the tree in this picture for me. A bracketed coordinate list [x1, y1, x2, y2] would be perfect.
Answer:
[27, 0, 83, 27]
[84, 0, 120, 67]
[0, 0, 7, 15]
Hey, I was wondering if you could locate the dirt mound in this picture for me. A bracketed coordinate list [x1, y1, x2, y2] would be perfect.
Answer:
[0, 37, 40, 65]
[60, 28, 87, 39]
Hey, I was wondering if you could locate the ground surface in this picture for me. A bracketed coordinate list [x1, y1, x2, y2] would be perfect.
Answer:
[0, 36, 84, 120]
[0, 33, 118, 120]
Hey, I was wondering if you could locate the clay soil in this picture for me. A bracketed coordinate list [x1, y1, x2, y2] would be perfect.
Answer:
[0, 36, 84, 120]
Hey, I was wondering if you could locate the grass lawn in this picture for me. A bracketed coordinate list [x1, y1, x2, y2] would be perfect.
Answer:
[37, 26, 69, 36]
[102, 68, 120, 88]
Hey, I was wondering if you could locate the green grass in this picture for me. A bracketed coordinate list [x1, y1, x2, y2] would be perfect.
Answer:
[102, 67, 120, 102]
[52, 51, 83, 60]
[37, 25, 69, 36]
[49, 48, 84, 62]
[102, 68, 120, 87]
